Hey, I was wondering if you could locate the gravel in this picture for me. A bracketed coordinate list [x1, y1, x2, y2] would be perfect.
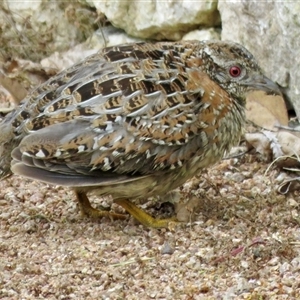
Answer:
[1, 154, 300, 299]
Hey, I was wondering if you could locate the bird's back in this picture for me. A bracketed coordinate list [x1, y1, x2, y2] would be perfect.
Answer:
[0, 40, 271, 193]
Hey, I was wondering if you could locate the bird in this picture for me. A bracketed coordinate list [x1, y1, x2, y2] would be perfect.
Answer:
[0, 40, 281, 228]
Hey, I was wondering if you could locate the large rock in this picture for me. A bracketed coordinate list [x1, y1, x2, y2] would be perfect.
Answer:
[1, 1, 93, 61]
[218, 1, 300, 118]
[41, 26, 143, 71]
[88, 0, 220, 40]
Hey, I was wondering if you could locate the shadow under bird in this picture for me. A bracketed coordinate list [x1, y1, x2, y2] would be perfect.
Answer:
[0, 40, 281, 228]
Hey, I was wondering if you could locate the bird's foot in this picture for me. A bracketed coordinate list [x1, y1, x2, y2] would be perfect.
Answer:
[75, 191, 127, 220]
[115, 199, 182, 230]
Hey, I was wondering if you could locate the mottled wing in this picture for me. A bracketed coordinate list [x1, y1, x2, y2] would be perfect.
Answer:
[10, 41, 233, 183]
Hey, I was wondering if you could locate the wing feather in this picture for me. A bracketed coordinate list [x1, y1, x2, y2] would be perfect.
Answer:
[10, 41, 234, 180]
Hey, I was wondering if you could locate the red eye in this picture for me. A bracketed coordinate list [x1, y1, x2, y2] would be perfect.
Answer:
[229, 66, 242, 77]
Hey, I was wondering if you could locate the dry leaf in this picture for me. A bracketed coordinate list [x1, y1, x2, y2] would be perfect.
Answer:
[278, 177, 300, 194]
[276, 131, 300, 157]
[0, 73, 27, 105]
[0, 58, 55, 108]
[263, 130, 283, 158]
[41, 46, 97, 72]
[245, 130, 300, 169]
[274, 131, 300, 169]
[0, 84, 16, 114]
[246, 91, 288, 131]
[245, 132, 273, 160]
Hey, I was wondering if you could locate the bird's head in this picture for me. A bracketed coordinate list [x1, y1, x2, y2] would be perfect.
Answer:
[201, 40, 282, 105]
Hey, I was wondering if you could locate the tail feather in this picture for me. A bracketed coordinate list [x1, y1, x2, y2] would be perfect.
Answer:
[11, 161, 143, 187]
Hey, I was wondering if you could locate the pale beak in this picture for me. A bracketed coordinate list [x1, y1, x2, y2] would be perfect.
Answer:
[245, 75, 282, 96]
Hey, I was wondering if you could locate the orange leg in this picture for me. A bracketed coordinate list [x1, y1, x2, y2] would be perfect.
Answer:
[75, 191, 127, 220]
[115, 199, 179, 229]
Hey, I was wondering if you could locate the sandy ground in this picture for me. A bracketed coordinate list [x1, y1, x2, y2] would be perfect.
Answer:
[0, 153, 300, 300]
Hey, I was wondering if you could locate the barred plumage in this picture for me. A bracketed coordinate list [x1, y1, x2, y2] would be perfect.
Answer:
[0, 40, 281, 228]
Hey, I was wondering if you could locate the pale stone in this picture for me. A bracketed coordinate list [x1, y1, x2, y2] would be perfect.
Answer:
[95, 26, 144, 48]
[218, 1, 300, 118]
[2, 0, 85, 60]
[41, 26, 143, 71]
[182, 28, 221, 41]
[88, 0, 220, 40]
